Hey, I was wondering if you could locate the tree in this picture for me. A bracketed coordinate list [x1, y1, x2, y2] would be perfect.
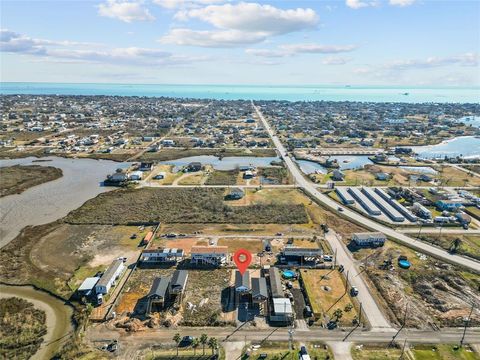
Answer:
[344, 303, 353, 312]
[192, 338, 199, 355]
[333, 308, 343, 322]
[208, 337, 218, 355]
[200, 333, 208, 355]
[450, 238, 462, 253]
[173, 333, 181, 356]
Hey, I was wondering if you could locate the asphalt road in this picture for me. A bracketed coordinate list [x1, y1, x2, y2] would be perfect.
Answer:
[252, 101, 480, 275]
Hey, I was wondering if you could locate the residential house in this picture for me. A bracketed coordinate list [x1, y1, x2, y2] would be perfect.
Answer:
[331, 169, 344, 181]
[235, 270, 251, 305]
[146, 276, 171, 313]
[95, 259, 124, 295]
[140, 248, 185, 264]
[169, 270, 188, 301]
[190, 246, 228, 266]
[280, 247, 323, 265]
[268, 267, 284, 299]
[251, 277, 268, 315]
[352, 232, 387, 247]
[77, 277, 100, 297]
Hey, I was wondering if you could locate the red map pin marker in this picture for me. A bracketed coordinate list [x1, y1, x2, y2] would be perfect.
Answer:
[233, 249, 252, 275]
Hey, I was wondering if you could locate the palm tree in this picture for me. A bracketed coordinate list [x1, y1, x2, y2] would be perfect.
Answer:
[450, 238, 462, 253]
[192, 338, 200, 355]
[173, 333, 181, 356]
[200, 333, 208, 355]
[333, 308, 343, 322]
[208, 337, 218, 355]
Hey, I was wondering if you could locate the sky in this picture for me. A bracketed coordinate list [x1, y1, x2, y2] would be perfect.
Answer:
[1, 0, 479, 86]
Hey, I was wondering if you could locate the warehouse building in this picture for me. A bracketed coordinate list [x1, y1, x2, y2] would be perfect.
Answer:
[348, 187, 382, 216]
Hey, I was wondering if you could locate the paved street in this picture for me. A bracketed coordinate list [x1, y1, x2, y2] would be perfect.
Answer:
[252, 101, 480, 275]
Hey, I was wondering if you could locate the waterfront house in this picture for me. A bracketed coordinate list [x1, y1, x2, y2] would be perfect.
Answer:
[331, 169, 344, 181]
[95, 259, 124, 295]
[140, 248, 185, 264]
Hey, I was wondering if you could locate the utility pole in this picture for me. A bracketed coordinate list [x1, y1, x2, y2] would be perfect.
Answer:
[460, 303, 474, 346]
[416, 222, 423, 240]
[358, 302, 363, 327]
[399, 338, 407, 360]
[333, 248, 337, 269]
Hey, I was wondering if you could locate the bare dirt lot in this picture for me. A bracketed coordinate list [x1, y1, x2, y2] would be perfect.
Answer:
[355, 242, 480, 329]
[0, 222, 148, 299]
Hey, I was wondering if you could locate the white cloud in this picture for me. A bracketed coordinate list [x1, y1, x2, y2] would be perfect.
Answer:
[346, 0, 373, 9]
[245, 43, 357, 58]
[160, 28, 268, 47]
[153, 0, 225, 9]
[161, 2, 318, 47]
[389, 0, 415, 6]
[98, 0, 155, 23]
[386, 53, 479, 69]
[322, 57, 352, 65]
[1, 29, 207, 67]
[347, 0, 414, 9]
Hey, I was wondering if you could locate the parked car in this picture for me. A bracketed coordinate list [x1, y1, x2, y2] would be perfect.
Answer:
[300, 346, 308, 355]
[180, 336, 195, 347]
[304, 306, 313, 317]
[337, 206, 344, 212]
[323, 255, 333, 262]
[350, 286, 359, 296]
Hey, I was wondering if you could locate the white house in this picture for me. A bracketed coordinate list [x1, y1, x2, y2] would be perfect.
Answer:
[128, 171, 143, 180]
[190, 246, 228, 266]
[95, 259, 125, 295]
[140, 248, 184, 263]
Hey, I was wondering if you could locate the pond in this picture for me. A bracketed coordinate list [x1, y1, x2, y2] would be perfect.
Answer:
[160, 155, 281, 172]
[0, 156, 127, 248]
[296, 155, 373, 175]
[408, 136, 480, 159]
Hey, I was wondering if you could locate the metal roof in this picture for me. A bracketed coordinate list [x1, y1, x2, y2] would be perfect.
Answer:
[170, 270, 188, 291]
[273, 298, 293, 315]
[252, 277, 268, 299]
[147, 276, 171, 299]
[78, 277, 100, 292]
[283, 247, 323, 257]
[96, 259, 123, 288]
[268, 267, 283, 298]
[235, 270, 250, 290]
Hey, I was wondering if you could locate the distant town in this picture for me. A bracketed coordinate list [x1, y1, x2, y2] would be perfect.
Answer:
[1, 95, 479, 360]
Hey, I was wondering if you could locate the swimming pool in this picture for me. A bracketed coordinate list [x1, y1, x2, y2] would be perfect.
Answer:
[282, 270, 296, 279]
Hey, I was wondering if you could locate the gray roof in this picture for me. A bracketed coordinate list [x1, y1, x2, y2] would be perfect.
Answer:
[282, 247, 323, 257]
[147, 276, 171, 299]
[252, 277, 268, 299]
[268, 267, 283, 298]
[235, 270, 250, 290]
[170, 270, 188, 292]
[353, 232, 386, 240]
[96, 259, 123, 288]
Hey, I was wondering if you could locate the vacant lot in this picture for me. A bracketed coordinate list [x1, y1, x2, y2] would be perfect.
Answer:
[243, 342, 332, 360]
[356, 242, 480, 329]
[259, 166, 290, 184]
[66, 188, 308, 225]
[0, 165, 62, 197]
[418, 234, 480, 261]
[300, 269, 358, 326]
[182, 269, 231, 327]
[410, 344, 480, 360]
[139, 148, 277, 162]
[205, 170, 239, 185]
[0, 222, 146, 298]
[0, 297, 47, 360]
[351, 344, 402, 360]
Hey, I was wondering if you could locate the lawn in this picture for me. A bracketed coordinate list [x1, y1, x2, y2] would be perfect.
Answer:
[300, 269, 358, 326]
[178, 173, 205, 185]
[410, 344, 480, 360]
[139, 148, 277, 162]
[217, 238, 263, 254]
[243, 342, 332, 360]
[205, 170, 239, 185]
[417, 234, 480, 261]
[435, 166, 480, 187]
[351, 344, 402, 360]
[65, 188, 308, 225]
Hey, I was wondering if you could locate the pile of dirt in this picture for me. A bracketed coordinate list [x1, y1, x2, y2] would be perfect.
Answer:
[115, 317, 145, 332]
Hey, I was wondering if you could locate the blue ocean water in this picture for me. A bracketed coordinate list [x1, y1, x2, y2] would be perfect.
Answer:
[1, 82, 479, 103]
